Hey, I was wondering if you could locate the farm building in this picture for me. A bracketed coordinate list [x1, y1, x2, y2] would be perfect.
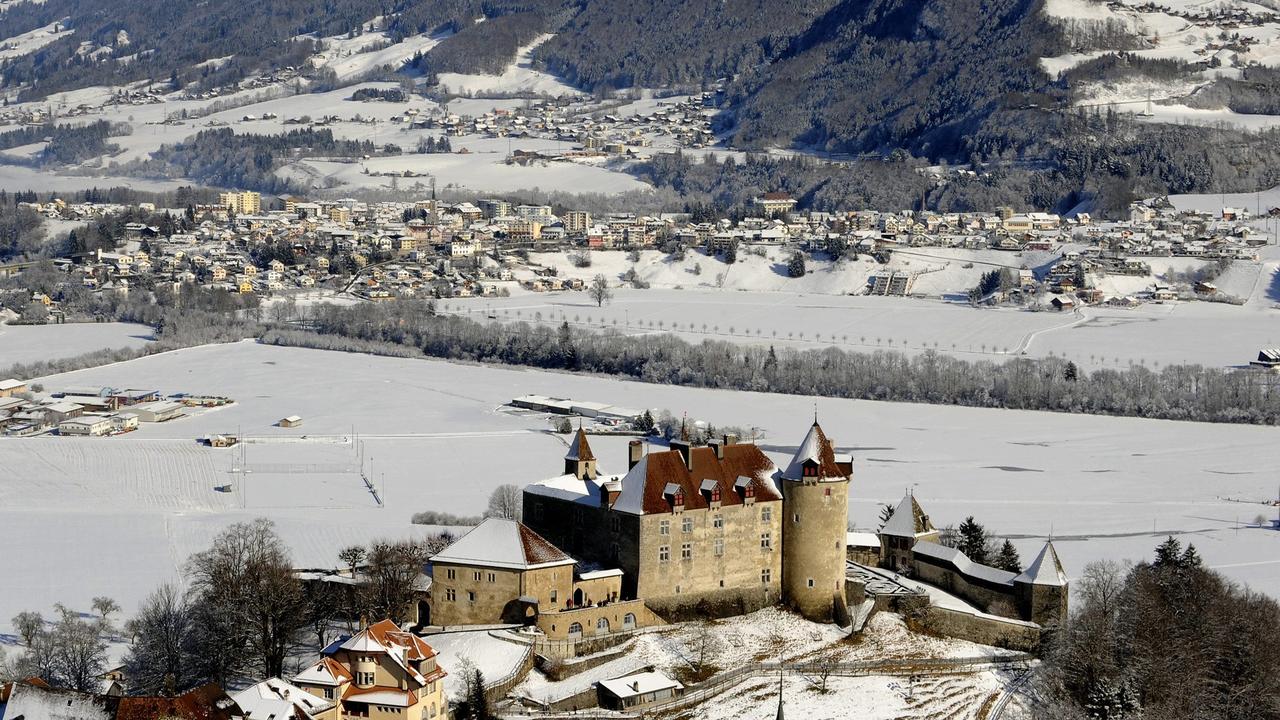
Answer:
[112, 413, 139, 432]
[278, 415, 303, 428]
[130, 400, 185, 423]
[1251, 348, 1280, 369]
[58, 416, 113, 436]
[0, 378, 27, 397]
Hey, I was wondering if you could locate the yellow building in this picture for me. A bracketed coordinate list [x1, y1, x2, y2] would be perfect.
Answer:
[293, 619, 447, 720]
[219, 190, 262, 215]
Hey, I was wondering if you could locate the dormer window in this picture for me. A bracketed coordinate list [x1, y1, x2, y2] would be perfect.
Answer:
[803, 463, 818, 477]
[663, 482, 684, 511]
[744, 485, 755, 498]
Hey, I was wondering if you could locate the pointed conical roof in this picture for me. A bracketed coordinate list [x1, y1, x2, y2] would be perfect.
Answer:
[1015, 541, 1068, 586]
[881, 493, 935, 538]
[781, 421, 844, 480]
[565, 427, 595, 462]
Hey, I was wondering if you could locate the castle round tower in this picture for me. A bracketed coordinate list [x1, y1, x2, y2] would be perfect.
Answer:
[779, 421, 852, 623]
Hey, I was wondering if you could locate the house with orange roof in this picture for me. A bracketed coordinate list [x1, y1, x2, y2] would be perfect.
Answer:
[292, 620, 447, 720]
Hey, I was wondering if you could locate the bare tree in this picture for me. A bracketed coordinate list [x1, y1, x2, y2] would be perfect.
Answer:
[588, 274, 613, 307]
[12, 611, 43, 646]
[186, 518, 309, 680]
[338, 545, 367, 575]
[360, 540, 431, 624]
[124, 584, 198, 696]
[91, 597, 120, 623]
[485, 484, 522, 520]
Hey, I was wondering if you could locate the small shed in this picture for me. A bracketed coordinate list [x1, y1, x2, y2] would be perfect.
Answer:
[597, 671, 683, 711]
[278, 415, 303, 428]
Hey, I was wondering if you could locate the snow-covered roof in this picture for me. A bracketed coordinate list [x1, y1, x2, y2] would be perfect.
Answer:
[846, 531, 880, 548]
[781, 422, 846, 480]
[598, 671, 683, 698]
[881, 494, 935, 538]
[233, 678, 335, 720]
[1, 682, 114, 720]
[340, 632, 388, 653]
[578, 568, 624, 581]
[1015, 542, 1068, 587]
[430, 517, 575, 571]
[524, 472, 614, 505]
[913, 541, 1017, 586]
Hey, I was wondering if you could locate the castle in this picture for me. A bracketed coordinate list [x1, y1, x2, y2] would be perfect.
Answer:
[422, 418, 1068, 646]
[521, 421, 851, 622]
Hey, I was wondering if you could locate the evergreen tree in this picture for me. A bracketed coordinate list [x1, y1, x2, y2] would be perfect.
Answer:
[635, 410, 656, 434]
[1153, 536, 1182, 569]
[957, 516, 989, 564]
[1180, 543, 1202, 569]
[786, 252, 806, 278]
[993, 539, 1022, 573]
[877, 503, 894, 531]
[1064, 361, 1079, 382]
[466, 667, 489, 720]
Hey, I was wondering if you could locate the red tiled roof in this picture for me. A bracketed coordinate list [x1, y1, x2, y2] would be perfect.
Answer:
[518, 523, 575, 565]
[640, 444, 778, 514]
[115, 683, 239, 720]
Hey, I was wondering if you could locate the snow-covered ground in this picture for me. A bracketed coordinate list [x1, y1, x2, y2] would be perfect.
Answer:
[0, 321, 154, 367]
[2, 341, 1278, 639]
[1041, 0, 1280, 125]
[436, 34, 581, 98]
[424, 630, 530, 701]
[443, 267, 1280, 370]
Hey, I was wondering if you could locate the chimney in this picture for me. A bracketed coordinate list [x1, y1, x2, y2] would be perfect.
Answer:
[707, 438, 724, 459]
[628, 440, 643, 470]
[723, 432, 739, 446]
[670, 439, 693, 469]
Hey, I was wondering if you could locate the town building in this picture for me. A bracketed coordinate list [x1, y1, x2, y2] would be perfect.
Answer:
[220, 191, 262, 216]
[292, 619, 447, 720]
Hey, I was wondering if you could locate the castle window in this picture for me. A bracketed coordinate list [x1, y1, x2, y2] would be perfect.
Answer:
[659, 545, 670, 562]
[714, 538, 724, 556]
[681, 542, 692, 560]
[804, 464, 817, 477]
[550, 590, 557, 603]
[473, 571, 482, 581]
[659, 520, 670, 535]
[760, 532, 772, 549]
[597, 617, 610, 632]
[824, 487, 832, 497]
[467, 591, 476, 603]
[761, 568, 771, 583]
[445, 588, 456, 601]
[713, 514, 723, 529]
[568, 622, 583, 637]
[446, 568, 455, 580]
[681, 517, 693, 533]
[710, 486, 721, 502]
[610, 516, 621, 532]
[793, 513, 800, 523]
[807, 578, 815, 588]
[761, 506, 772, 523]
[488, 572, 496, 583]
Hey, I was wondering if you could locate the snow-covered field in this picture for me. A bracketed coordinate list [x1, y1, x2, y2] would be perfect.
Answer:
[2, 341, 1278, 638]
[444, 274, 1280, 370]
[0, 321, 153, 367]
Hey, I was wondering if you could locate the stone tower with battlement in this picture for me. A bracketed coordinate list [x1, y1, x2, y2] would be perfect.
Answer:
[779, 421, 853, 623]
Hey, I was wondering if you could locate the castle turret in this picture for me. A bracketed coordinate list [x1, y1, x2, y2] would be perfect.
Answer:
[564, 427, 596, 479]
[1014, 541, 1069, 626]
[879, 492, 939, 573]
[779, 421, 851, 623]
